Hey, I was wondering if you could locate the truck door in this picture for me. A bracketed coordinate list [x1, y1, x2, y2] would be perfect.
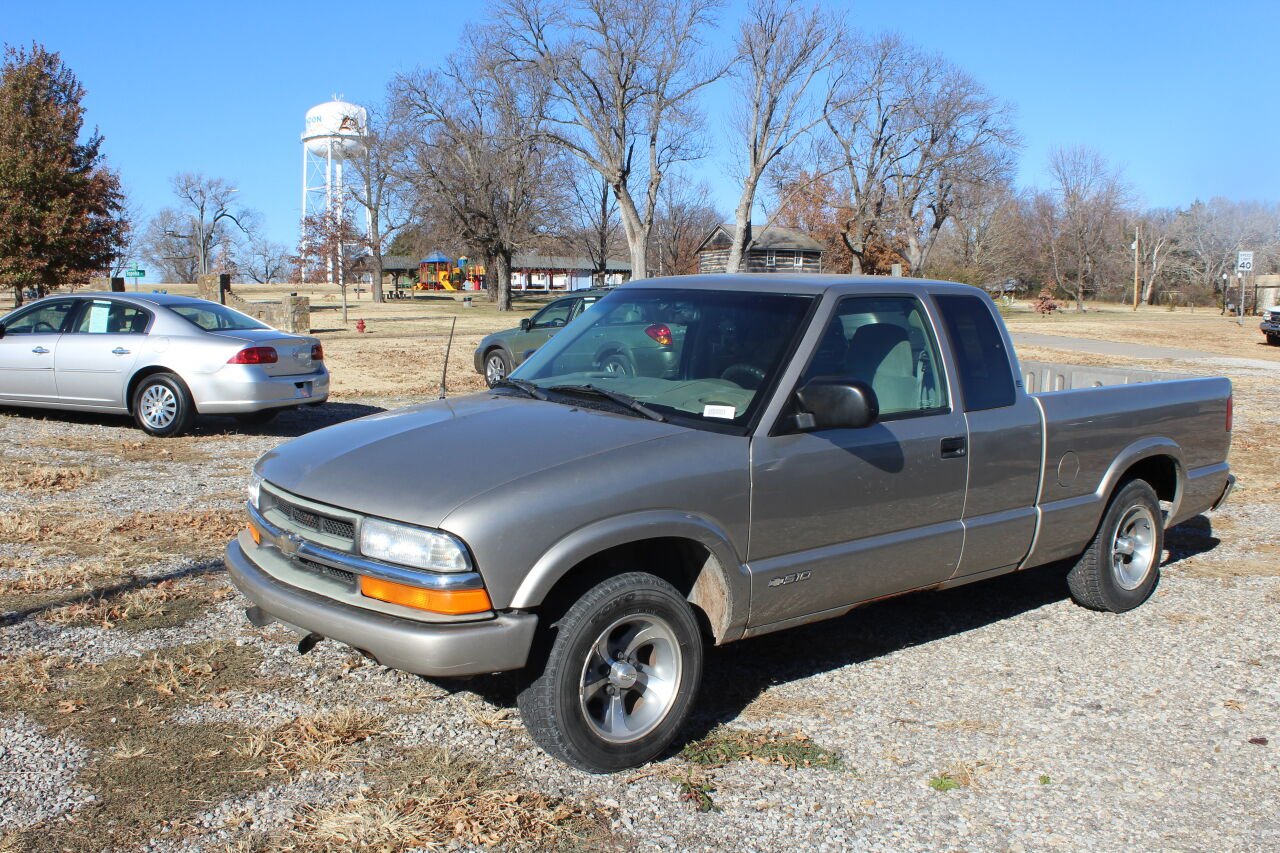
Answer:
[748, 295, 968, 628]
[53, 298, 147, 408]
[933, 293, 1042, 578]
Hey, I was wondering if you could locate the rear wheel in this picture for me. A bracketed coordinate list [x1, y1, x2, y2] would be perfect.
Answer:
[599, 352, 633, 377]
[1067, 479, 1163, 612]
[1267, 333, 1280, 346]
[132, 373, 195, 437]
[484, 349, 511, 387]
[517, 572, 703, 773]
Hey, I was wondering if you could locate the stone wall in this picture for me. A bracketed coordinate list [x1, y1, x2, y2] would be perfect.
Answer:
[196, 274, 311, 333]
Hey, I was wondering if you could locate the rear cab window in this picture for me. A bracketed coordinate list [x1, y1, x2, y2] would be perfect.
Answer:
[934, 293, 1016, 411]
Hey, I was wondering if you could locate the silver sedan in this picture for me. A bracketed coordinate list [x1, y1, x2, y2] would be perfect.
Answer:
[0, 292, 329, 436]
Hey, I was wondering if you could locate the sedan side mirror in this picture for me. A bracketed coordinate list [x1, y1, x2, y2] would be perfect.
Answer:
[793, 378, 879, 431]
[520, 318, 532, 332]
[0, 324, 5, 339]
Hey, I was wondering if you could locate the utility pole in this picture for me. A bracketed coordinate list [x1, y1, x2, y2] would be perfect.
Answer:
[1132, 225, 1140, 310]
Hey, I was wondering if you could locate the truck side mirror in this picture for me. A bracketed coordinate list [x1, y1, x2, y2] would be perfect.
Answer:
[520, 318, 532, 332]
[0, 324, 6, 339]
[793, 379, 879, 431]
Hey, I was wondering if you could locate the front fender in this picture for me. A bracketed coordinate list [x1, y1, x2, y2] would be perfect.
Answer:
[509, 510, 750, 640]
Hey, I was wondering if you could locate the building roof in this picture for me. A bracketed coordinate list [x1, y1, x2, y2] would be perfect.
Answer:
[697, 223, 824, 254]
[350, 254, 420, 272]
[511, 254, 631, 272]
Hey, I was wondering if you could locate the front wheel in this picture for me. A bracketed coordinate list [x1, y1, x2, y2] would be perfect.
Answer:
[1067, 479, 1163, 612]
[132, 373, 195, 437]
[517, 572, 703, 773]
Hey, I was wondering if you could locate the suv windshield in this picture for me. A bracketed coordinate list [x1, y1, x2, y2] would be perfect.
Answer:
[170, 303, 269, 332]
[510, 288, 815, 430]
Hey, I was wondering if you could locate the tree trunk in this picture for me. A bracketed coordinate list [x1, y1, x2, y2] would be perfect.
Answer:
[371, 253, 385, 303]
[615, 187, 648, 280]
[725, 186, 757, 275]
[495, 249, 513, 311]
[485, 253, 498, 303]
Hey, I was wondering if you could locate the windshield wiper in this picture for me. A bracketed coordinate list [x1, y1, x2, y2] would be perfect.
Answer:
[492, 378, 549, 400]
[547, 384, 667, 422]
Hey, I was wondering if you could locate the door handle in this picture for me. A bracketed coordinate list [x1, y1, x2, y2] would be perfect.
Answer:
[31, 346, 50, 354]
[111, 347, 131, 355]
[940, 436, 967, 458]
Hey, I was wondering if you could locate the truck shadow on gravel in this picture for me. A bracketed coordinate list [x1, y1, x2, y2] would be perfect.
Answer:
[1163, 515, 1220, 566]
[451, 561, 1079, 748]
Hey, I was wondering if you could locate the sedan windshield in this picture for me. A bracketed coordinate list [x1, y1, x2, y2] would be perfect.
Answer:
[170, 303, 269, 332]
[510, 288, 815, 430]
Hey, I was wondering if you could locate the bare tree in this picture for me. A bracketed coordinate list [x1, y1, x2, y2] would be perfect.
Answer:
[1037, 146, 1129, 311]
[494, 0, 724, 279]
[1135, 208, 1177, 304]
[651, 176, 722, 275]
[299, 209, 365, 323]
[170, 173, 249, 276]
[724, 0, 846, 273]
[566, 166, 623, 284]
[347, 100, 414, 303]
[396, 30, 564, 310]
[240, 234, 292, 284]
[141, 208, 199, 283]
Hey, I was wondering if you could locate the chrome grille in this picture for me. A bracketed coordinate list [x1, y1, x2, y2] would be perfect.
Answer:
[269, 493, 355, 542]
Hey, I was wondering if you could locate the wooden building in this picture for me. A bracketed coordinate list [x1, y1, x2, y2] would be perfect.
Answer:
[696, 224, 824, 274]
[511, 254, 631, 291]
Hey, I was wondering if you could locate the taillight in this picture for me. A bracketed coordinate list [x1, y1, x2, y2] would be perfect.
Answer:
[311, 343, 324, 361]
[645, 323, 673, 346]
[228, 346, 278, 365]
[1226, 395, 1233, 432]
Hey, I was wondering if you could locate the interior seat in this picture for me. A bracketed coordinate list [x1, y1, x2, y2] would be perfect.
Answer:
[845, 323, 918, 414]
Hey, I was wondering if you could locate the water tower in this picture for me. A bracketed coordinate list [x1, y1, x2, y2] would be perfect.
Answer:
[300, 99, 369, 280]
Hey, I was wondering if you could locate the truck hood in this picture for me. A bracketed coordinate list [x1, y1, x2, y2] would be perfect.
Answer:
[255, 392, 684, 529]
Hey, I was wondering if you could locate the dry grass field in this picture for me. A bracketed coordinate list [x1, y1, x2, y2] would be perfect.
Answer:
[0, 284, 1277, 851]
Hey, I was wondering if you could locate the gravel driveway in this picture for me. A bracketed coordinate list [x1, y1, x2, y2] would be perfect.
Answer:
[1, 351, 1277, 852]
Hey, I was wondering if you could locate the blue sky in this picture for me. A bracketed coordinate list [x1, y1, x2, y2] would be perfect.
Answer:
[6, 0, 1279, 270]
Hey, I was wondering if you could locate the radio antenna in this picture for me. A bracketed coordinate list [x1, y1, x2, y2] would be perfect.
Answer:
[438, 316, 457, 400]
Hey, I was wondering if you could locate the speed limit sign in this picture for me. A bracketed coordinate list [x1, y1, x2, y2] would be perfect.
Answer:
[1237, 251, 1254, 273]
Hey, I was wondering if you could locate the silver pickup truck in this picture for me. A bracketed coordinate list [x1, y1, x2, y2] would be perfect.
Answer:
[225, 276, 1234, 773]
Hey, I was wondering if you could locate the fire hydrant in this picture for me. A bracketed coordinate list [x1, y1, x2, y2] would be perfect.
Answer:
[356, 318, 366, 333]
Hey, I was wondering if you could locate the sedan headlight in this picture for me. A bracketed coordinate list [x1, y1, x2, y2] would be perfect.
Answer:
[359, 518, 471, 572]
[247, 471, 263, 509]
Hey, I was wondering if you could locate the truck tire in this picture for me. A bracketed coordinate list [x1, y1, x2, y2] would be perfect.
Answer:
[132, 372, 196, 437]
[517, 572, 703, 773]
[1067, 479, 1163, 612]
[1267, 333, 1280, 346]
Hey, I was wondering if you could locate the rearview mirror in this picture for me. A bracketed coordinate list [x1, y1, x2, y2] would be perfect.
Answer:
[519, 318, 532, 332]
[794, 379, 879, 431]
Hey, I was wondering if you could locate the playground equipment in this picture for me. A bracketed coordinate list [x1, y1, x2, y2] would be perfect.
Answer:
[416, 252, 486, 291]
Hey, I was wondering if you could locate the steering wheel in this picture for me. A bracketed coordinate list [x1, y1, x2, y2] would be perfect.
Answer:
[720, 363, 766, 389]
[33, 321, 56, 333]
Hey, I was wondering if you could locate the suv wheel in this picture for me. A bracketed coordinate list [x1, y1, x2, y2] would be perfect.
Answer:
[485, 349, 511, 386]
[517, 572, 703, 773]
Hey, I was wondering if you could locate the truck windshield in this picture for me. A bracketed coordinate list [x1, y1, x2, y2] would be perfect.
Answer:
[510, 288, 816, 430]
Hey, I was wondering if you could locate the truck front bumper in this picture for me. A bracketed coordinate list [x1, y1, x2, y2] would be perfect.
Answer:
[225, 538, 538, 677]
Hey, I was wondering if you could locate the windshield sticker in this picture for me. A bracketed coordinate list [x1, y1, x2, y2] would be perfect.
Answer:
[702, 404, 737, 419]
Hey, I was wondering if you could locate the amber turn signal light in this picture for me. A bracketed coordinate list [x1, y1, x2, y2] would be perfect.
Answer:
[359, 576, 492, 615]
[248, 523, 261, 546]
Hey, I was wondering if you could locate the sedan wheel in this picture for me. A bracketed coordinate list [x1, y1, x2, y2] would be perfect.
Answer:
[132, 373, 195, 437]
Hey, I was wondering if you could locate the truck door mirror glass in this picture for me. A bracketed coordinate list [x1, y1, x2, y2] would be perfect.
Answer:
[520, 318, 532, 332]
[794, 379, 879, 430]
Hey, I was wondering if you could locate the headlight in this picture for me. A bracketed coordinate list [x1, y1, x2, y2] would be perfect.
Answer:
[247, 471, 263, 509]
[359, 518, 471, 572]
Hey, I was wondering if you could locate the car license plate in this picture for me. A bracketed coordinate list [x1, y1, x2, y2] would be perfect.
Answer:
[296, 383, 312, 399]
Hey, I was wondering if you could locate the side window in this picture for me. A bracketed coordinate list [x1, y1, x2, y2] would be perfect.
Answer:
[803, 296, 948, 419]
[73, 300, 151, 335]
[532, 299, 574, 328]
[934, 294, 1016, 411]
[2, 300, 77, 334]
